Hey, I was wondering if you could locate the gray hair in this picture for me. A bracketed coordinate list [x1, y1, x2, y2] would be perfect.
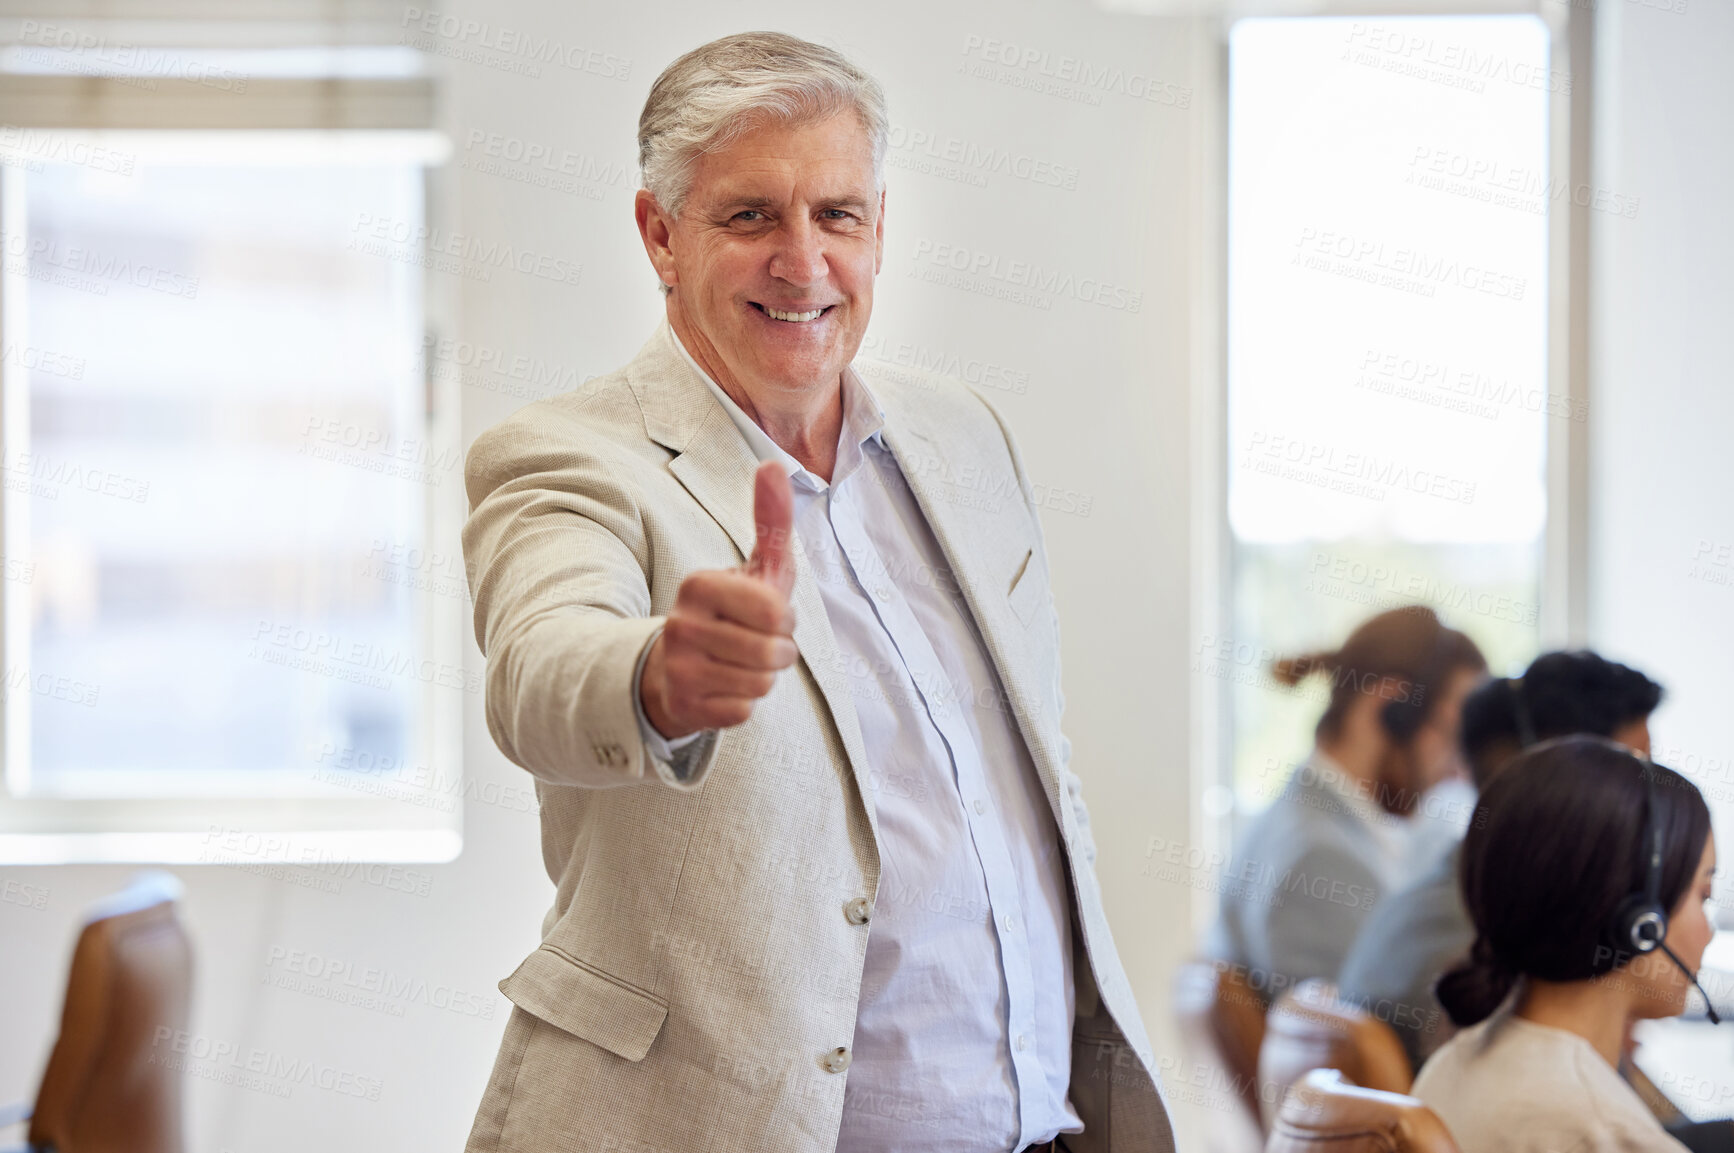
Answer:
[638, 31, 888, 220]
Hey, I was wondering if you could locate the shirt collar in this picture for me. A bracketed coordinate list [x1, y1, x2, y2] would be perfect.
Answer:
[1306, 748, 1399, 828]
[666, 320, 885, 491]
[1303, 747, 1415, 872]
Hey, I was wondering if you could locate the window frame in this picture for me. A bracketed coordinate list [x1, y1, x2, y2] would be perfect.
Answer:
[1188, 0, 1589, 935]
[0, 63, 465, 865]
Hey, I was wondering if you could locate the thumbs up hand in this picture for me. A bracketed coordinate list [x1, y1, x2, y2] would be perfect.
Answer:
[640, 461, 800, 740]
[744, 458, 797, 598]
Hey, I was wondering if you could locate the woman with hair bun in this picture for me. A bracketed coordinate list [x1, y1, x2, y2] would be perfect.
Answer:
[1204, 606, 1486, 993]
[1412, 735, 1717, 1153]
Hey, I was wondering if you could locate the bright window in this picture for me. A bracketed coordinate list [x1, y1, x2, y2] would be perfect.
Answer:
[1224, 15, 1553, 811]
[0, 49, 459, 862]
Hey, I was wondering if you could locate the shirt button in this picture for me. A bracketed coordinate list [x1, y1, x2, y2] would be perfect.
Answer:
[874, 586, 891, 602]
[844, 897, 872, 925]
[1004, 914, 1017, 932]
[821, 1046, 852, 1073]
[973, 799, 987, 815]
[1016, 1034, 1029, 1052]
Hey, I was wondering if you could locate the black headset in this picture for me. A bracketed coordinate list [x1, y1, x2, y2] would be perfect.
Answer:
[1507, 676, 1538, 748]
[1378, 623, 1458, 743]
[1608, 753, 1721, 1024]
[1516, 689, 1675, 964]
[1507, 690, 1719, 1021]
[1611, 759, 1670, 957]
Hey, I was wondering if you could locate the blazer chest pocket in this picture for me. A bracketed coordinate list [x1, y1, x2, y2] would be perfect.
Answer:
[499, 944, 669, 1061]
[1007, 546, 1044, 628]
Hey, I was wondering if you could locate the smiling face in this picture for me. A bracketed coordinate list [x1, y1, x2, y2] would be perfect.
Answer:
[636, 111, 883, 410]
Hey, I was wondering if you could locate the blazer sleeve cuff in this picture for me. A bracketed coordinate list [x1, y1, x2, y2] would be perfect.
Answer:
[629, 626, 720, 789]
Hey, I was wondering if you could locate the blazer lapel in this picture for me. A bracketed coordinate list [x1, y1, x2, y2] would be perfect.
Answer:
[878, 414, 1067, 837]
[629, 325, 883, 849]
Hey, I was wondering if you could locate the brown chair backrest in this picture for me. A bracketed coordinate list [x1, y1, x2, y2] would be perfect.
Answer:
[1267, 1068, 1459, 1153]
[1258, 980, 1412, 1131]
[29, 888, 192, 1153]
[1174, 959, 1272, 1149]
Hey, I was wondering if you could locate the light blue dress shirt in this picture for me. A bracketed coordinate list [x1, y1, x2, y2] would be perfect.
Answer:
[633, 326, 1082, 1152]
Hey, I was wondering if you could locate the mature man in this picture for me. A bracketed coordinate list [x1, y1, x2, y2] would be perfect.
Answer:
[461, 31, 1174, 1153]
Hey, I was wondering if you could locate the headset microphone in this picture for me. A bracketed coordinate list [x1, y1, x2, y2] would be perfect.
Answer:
[1613, 757, 1723, 1026]
[1658, 940, 1722, 1026]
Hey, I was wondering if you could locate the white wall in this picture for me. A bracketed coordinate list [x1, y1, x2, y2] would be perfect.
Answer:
[0, 3, 1210, 1150]
[1588, 0, 1734, 868]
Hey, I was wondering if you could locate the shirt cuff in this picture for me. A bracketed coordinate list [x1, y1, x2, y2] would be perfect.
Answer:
[631, 624, 709, 764]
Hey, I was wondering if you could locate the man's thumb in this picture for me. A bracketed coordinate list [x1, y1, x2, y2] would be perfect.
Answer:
[746, 460, 795, 593]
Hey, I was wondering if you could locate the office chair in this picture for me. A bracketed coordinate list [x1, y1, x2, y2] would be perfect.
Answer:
[1257, 980, 1413, 1131]
[1267, 1069, 1459, 1153]
[1174, 958, 1272, 1150]
[2, 872, 192, 1153]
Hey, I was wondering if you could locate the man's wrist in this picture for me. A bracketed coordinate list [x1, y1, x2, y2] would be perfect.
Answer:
[633, 627, 706, 756]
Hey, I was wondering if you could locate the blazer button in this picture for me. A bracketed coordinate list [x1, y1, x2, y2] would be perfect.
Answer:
[843, 897, 872, 925]
[820, 1046, 852, 1074]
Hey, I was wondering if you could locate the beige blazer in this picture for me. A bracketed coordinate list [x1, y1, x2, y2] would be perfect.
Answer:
[461, 323, 1175, 1153]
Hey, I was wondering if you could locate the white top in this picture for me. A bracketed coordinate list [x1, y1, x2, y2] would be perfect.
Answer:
[1205, 747, 1419, 989]
[642, 323, 1080, 1153]
[1412, 1008, 1690, 1153]
[1305, 747, 1417, 886]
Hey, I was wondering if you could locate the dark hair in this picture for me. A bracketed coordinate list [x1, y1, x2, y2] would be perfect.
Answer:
[1459, 651, 1664, 789]
[1272, 606, 1486, 745]
[1436, 735, 1711, 1027]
